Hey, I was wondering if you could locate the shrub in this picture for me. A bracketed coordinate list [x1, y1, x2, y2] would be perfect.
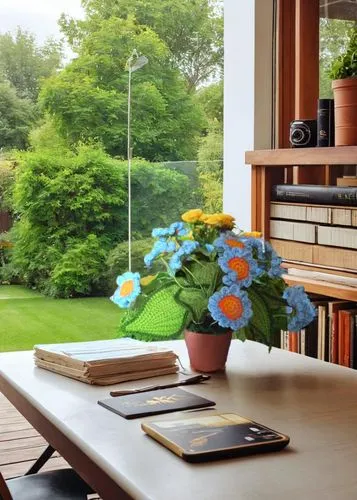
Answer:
[197, 125, 223, 212]
[49, 235, 107, 297]
[12, 144, 127, 296]
[0, 231, 19, 284]
[11, 148, 192, 297]
[0, 158, 16, 212]
[106, 238, 164, 292]
[128, 159, 195, 237]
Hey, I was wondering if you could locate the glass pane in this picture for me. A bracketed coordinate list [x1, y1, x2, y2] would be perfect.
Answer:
[319, 0, 357, 98]
[0, 0, 223, 350]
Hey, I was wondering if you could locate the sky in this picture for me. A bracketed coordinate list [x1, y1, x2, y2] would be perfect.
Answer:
[0, 0, 84, 54]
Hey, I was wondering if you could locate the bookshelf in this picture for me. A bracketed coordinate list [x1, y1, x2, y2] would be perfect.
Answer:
[245, 146, 357, 302]
[245, 146, 357, 165]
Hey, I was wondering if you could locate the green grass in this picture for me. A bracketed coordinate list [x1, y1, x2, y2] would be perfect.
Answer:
[0, 285, 123, 352]
[0, 285, 43, 299]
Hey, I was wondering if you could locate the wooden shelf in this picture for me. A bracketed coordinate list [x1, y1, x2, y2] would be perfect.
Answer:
[283, 275, 357, 301]
[247, 146, 357, 301]
[245, 146, 357, 166]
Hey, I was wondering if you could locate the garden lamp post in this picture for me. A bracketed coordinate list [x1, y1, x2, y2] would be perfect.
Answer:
[126, 50, 148, 271]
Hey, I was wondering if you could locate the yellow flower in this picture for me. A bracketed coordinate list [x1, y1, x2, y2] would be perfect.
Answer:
[203, 213, 235, 230]
[199, 213, 209, 223]
[242, 231, 262, 238]
[181, 209, 203, 223]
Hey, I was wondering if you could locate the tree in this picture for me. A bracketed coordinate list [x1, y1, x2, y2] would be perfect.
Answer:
[319, 18, 355, 98]
[195, 81, 223, 211]
[41, 17, 205, 160]
[0, 28, 63, 101]
[195, 80, 223, 125]
[197, 123, 223, 212]
[0, 159, 15, 212]
[0, 81, 35, 150]
[60, 0, 223, 90]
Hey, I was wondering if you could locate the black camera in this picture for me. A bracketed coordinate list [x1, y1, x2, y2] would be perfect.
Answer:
[289, 119, 317, 148]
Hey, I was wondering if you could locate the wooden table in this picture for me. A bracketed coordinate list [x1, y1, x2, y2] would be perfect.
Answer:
[1, 340, 357, 500]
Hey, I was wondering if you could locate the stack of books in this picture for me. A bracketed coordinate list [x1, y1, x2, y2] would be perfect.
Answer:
[270, 184, 357, 272]
[34, 338, 179, 385]
[281, 297, 357, 369]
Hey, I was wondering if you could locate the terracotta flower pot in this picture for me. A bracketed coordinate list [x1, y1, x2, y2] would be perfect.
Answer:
[332, 77, 357, 146]
[184, 330, 232, 373]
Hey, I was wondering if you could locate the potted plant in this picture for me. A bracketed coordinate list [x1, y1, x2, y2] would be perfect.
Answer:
[111, 209, 315, 372]
[330, 28, 357, 146]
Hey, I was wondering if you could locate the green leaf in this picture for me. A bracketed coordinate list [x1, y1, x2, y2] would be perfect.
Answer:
[247, 287, 271, 343]
[184, 260, 220, 295]
[119, 282, 189, 341]
[175, 286, 208, 323]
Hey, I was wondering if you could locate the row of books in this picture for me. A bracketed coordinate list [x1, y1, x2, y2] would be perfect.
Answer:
[281, 300, 357, 368]
[270, 202, 357, 271]
[271, 184, 357, 272]
[271, 218, 357, 249]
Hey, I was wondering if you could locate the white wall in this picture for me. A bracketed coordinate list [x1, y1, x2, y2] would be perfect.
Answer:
[224, 0, 274, 231]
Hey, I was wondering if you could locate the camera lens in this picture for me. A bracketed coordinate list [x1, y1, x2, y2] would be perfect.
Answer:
[291, 129, 304, 143]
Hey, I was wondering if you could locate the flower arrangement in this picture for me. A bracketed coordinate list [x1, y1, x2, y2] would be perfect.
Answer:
[111, 209, 315, 349]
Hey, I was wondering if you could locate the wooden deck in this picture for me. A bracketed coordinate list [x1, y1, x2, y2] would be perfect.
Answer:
[0, 392, 68, 479]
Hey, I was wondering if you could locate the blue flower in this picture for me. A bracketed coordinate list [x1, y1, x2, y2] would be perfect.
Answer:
[152, 227, 171, 238]
[168, 254, 182, 273]
[168, 240, 199, 274]
[268, 253, 285, 278]
[180, 240, 200, 255]
[208, 285, 253, 330]
[214, 231, 245, 251]
[151, 222, 188, 239]
[283, 286, 316, 331]
[205, 244, 215, 253]
[241, 236, 265, 260]
[144, 240, 176, 268]
[242, 239, 285, 278]
[218, 247, 262, 287]
[111, 272, 141, 308]
[169, 221, 188, 237]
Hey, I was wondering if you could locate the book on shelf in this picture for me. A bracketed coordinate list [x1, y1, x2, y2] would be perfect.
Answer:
[338, 309, 357, 368]
[281, 300, 357, 369]
[285, 268, 357, 288]
[272, 185, 357, 206]
[270, 220, 316, 243]
[337, 177, 357, 187]
[318, 225, 357, 250]
[328, 301, 355, 364]
[270, 220, 357, 249]
[34, 338, 179, 385]
[271, 202, 357, 227]
[318, 305, 327, 361]
[271, 239, 357, 273]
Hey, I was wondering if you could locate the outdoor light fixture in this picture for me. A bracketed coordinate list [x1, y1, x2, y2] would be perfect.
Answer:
[126, 50, 148, 271]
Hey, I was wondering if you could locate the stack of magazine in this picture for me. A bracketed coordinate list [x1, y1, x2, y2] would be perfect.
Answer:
[34, 338, 179, 385]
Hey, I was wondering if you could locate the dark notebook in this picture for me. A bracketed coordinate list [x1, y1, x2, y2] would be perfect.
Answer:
[97, 387, 215, 419]
[142, 413, 290, 462]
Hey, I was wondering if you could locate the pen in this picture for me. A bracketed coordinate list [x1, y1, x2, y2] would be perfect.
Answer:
[110, 374, 210, 397]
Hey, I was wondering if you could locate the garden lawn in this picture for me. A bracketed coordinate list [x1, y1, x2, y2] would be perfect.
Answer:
[0, 285, 123, 352]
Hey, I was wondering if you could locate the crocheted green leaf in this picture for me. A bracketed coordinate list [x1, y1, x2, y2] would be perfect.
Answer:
[251, 279, 288, 346]
[185, 261, 220, 289]
[247, 287, 271, 343]
[119, 282, 188, 341]
[175, 286, 208, 323]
